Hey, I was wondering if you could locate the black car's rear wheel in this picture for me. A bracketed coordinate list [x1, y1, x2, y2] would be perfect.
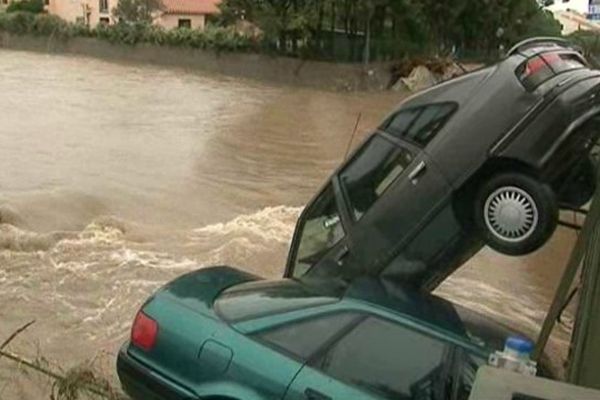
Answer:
[474, 173, 558, 256]
[556, 157, 597, 209]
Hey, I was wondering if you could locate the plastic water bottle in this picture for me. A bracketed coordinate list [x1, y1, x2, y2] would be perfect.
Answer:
[488, 336, 538, 376]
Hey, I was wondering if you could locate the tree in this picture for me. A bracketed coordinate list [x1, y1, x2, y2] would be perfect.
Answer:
[217, 0, 562, 61]
[6, 0, 44, 14]
[112, 0, 163, 24]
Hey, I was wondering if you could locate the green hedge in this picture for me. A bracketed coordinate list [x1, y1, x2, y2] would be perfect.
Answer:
[6, 0, 44, 14]
[0, 12, 254, 52]
[568, 30, 600, 58]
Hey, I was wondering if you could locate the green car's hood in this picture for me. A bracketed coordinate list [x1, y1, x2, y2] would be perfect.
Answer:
[155, 266, 262, 317]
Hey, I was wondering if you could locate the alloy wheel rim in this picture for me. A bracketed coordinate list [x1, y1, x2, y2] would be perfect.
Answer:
[484, 186, 539, 243]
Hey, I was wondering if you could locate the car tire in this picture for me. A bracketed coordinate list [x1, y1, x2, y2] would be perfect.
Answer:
[474, 173, 558, 256]
[557, 157, 597, 208]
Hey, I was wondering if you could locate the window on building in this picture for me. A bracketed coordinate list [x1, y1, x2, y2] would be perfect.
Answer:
[313, 317, 453, 400]
[178, 19, 192, 29]
[340, 136, 414, 220]
[44, 0, 49, 6]
[99, 17, 110, 25]
[2, 0, 8, 5]
[99, 0, 108, 13]
[257, 313, 360, 359]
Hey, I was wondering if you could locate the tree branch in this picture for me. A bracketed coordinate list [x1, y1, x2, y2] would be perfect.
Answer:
[0, 320, 36, 354]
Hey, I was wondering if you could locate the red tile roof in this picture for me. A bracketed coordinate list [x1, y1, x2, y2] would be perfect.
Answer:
[162, 0, 221, 15]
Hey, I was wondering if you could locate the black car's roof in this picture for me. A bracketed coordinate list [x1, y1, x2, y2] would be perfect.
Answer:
[391, 40, 591, 116]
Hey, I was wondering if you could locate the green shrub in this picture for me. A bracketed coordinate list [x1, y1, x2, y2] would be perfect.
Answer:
[0, 11, 35, 35]
[6, 0, 44, 14]
[0, 12, 254, 53]
[568, 30, 600, 58]
[32, 14, 69, 37]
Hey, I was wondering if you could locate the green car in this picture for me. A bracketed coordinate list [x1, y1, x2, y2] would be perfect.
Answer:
[117, 266, 546, 400]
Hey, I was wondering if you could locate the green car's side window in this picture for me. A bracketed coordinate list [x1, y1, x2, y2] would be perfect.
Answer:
[313, 316, 453, 400]
[256, 312, 361, 360]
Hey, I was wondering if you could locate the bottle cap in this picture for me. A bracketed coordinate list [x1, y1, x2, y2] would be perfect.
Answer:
[505, 336, 534, 354]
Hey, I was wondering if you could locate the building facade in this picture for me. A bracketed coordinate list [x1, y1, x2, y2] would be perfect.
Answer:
[46, 0, 113, 26]
[157, 0, 219, 30]
[43, 0, 219, 29]
[545, 0, 590, 14]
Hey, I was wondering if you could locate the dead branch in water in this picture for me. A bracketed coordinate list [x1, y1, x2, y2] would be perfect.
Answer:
[0, 348, 127, 399]
[0, 320, 36, 354]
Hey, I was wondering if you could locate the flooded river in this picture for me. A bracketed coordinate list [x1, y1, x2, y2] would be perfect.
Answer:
[0, 49, 578, 398]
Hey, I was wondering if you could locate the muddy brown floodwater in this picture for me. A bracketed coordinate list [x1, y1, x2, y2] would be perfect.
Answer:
[0, 49, 578, 399]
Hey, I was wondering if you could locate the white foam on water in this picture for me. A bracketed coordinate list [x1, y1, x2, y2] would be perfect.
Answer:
[438, 276, 553, 336]
[191, 205, 301, 243]
[109, 248, 198, 271]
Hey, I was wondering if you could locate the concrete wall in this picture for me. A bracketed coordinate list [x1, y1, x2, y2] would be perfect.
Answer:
[0, 33, 392, 91]
[553, 10, 600, 34]
[156, 14, 206, 30]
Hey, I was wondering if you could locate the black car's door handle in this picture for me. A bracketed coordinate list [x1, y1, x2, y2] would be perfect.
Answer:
[304, 388, 332, 400]
[409, 161, 427, 182]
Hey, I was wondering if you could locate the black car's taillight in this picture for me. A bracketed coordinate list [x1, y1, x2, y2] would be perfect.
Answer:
[131, 311, 158, 351]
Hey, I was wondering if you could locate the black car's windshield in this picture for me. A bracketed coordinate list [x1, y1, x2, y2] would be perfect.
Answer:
[216, 280, 339, 322]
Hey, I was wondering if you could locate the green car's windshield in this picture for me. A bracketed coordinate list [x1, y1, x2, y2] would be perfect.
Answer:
[216, 280, 339, 322]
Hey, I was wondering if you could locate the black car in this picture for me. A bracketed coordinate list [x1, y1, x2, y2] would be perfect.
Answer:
[285, 38, 600, 290]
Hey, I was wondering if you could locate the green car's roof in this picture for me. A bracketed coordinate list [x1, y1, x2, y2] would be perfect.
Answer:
[219, 276, 520, 352]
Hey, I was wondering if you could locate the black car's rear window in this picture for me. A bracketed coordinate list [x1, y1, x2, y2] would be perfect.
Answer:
[516, 52, 586, 91]
[216, 280, 338, 322]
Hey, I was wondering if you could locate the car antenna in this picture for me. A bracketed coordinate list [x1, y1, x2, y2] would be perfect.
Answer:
[343, 112, 362, 161]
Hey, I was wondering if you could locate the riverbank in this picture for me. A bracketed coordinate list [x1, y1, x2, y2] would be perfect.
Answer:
[0, 32, 395, 91]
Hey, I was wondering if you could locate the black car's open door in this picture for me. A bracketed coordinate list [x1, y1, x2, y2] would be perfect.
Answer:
[286, 130, 458, 287]
[284, 180, 356, 281]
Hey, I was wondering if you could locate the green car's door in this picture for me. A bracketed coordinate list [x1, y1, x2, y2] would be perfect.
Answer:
[283, 316, 455, 400]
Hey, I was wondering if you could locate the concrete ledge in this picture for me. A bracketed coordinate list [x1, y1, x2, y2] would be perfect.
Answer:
[0, 33, 393, 91]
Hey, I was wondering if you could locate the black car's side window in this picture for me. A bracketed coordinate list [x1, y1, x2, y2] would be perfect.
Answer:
[256, 312, 361, 360]
[383, 107, 421, 138]
[405, 103, 457, 145]
[383, 103, 456, 146]
[340, 136, 414, 221]
[313, 316, 453, 400]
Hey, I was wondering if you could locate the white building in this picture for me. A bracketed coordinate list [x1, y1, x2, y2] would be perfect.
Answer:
[545, 0, 590, 14]
[45, 0, 221, 29]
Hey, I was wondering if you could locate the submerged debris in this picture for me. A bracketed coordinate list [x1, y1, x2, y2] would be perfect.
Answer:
[389, 57, 478, 92]
[51, 365, 123, 400]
